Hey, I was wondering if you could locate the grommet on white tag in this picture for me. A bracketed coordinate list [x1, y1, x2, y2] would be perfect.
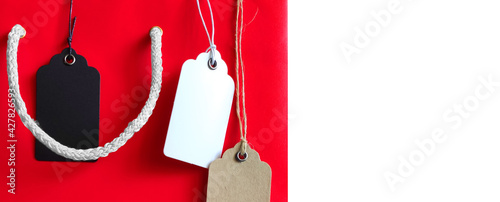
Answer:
[163, 50, 234, 168]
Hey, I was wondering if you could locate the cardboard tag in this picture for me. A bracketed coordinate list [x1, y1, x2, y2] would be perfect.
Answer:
[207, 142, 272, 202]
[163, 50, 234, 168]
[36, 48, 100, 162]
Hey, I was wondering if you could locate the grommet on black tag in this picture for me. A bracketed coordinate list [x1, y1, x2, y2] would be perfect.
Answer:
[35, 48, 100, 162]
[64, 54, 76, 65]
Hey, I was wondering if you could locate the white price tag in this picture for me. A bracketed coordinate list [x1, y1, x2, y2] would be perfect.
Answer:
[164, 50, 234, 168]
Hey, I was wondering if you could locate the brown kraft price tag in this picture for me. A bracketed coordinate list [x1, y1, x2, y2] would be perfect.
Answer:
[207, 142, 272, 202]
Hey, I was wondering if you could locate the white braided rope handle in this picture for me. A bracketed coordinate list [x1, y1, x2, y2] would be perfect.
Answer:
[6, 24, 164, 161]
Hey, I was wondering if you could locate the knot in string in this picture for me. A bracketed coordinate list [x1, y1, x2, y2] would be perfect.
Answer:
[207, 44, 217, 66]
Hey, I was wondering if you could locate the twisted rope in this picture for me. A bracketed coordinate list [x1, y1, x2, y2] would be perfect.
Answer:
[6, 24, 164, 161]
[235, 0, 248, 156]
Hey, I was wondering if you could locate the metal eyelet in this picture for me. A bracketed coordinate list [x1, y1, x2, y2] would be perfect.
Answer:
[64, 54, 76, 65]
[208, 58, 217, 70]
[236, 151, 248, 162]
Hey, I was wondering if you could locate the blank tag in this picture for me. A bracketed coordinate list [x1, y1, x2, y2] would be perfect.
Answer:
[207, 142, 272, 202]
[36, 48, 100, 162]
[163, 50, 234, 168]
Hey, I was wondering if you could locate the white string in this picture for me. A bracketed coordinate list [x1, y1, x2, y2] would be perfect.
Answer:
[196, 0, 217, 66]
[6, 24, 164, 161]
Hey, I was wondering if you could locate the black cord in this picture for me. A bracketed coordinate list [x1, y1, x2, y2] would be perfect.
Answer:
[68, 0, 76, 56]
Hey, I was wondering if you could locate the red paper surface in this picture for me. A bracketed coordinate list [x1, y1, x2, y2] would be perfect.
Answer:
[0, 0, 287, 201]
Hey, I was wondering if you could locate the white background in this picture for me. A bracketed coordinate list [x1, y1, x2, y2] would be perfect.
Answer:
[289, 0, 500, 201]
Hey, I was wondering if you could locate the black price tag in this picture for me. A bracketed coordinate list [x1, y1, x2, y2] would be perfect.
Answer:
[35, 48, 100, 162]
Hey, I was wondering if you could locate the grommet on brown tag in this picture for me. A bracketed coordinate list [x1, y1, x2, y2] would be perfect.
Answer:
[207, 142, 272, 202]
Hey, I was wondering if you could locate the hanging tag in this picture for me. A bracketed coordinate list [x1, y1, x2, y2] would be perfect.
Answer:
[35, 48, 100, 162]
[163, 50, 234, 168]
[207, 142, 272, 202]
